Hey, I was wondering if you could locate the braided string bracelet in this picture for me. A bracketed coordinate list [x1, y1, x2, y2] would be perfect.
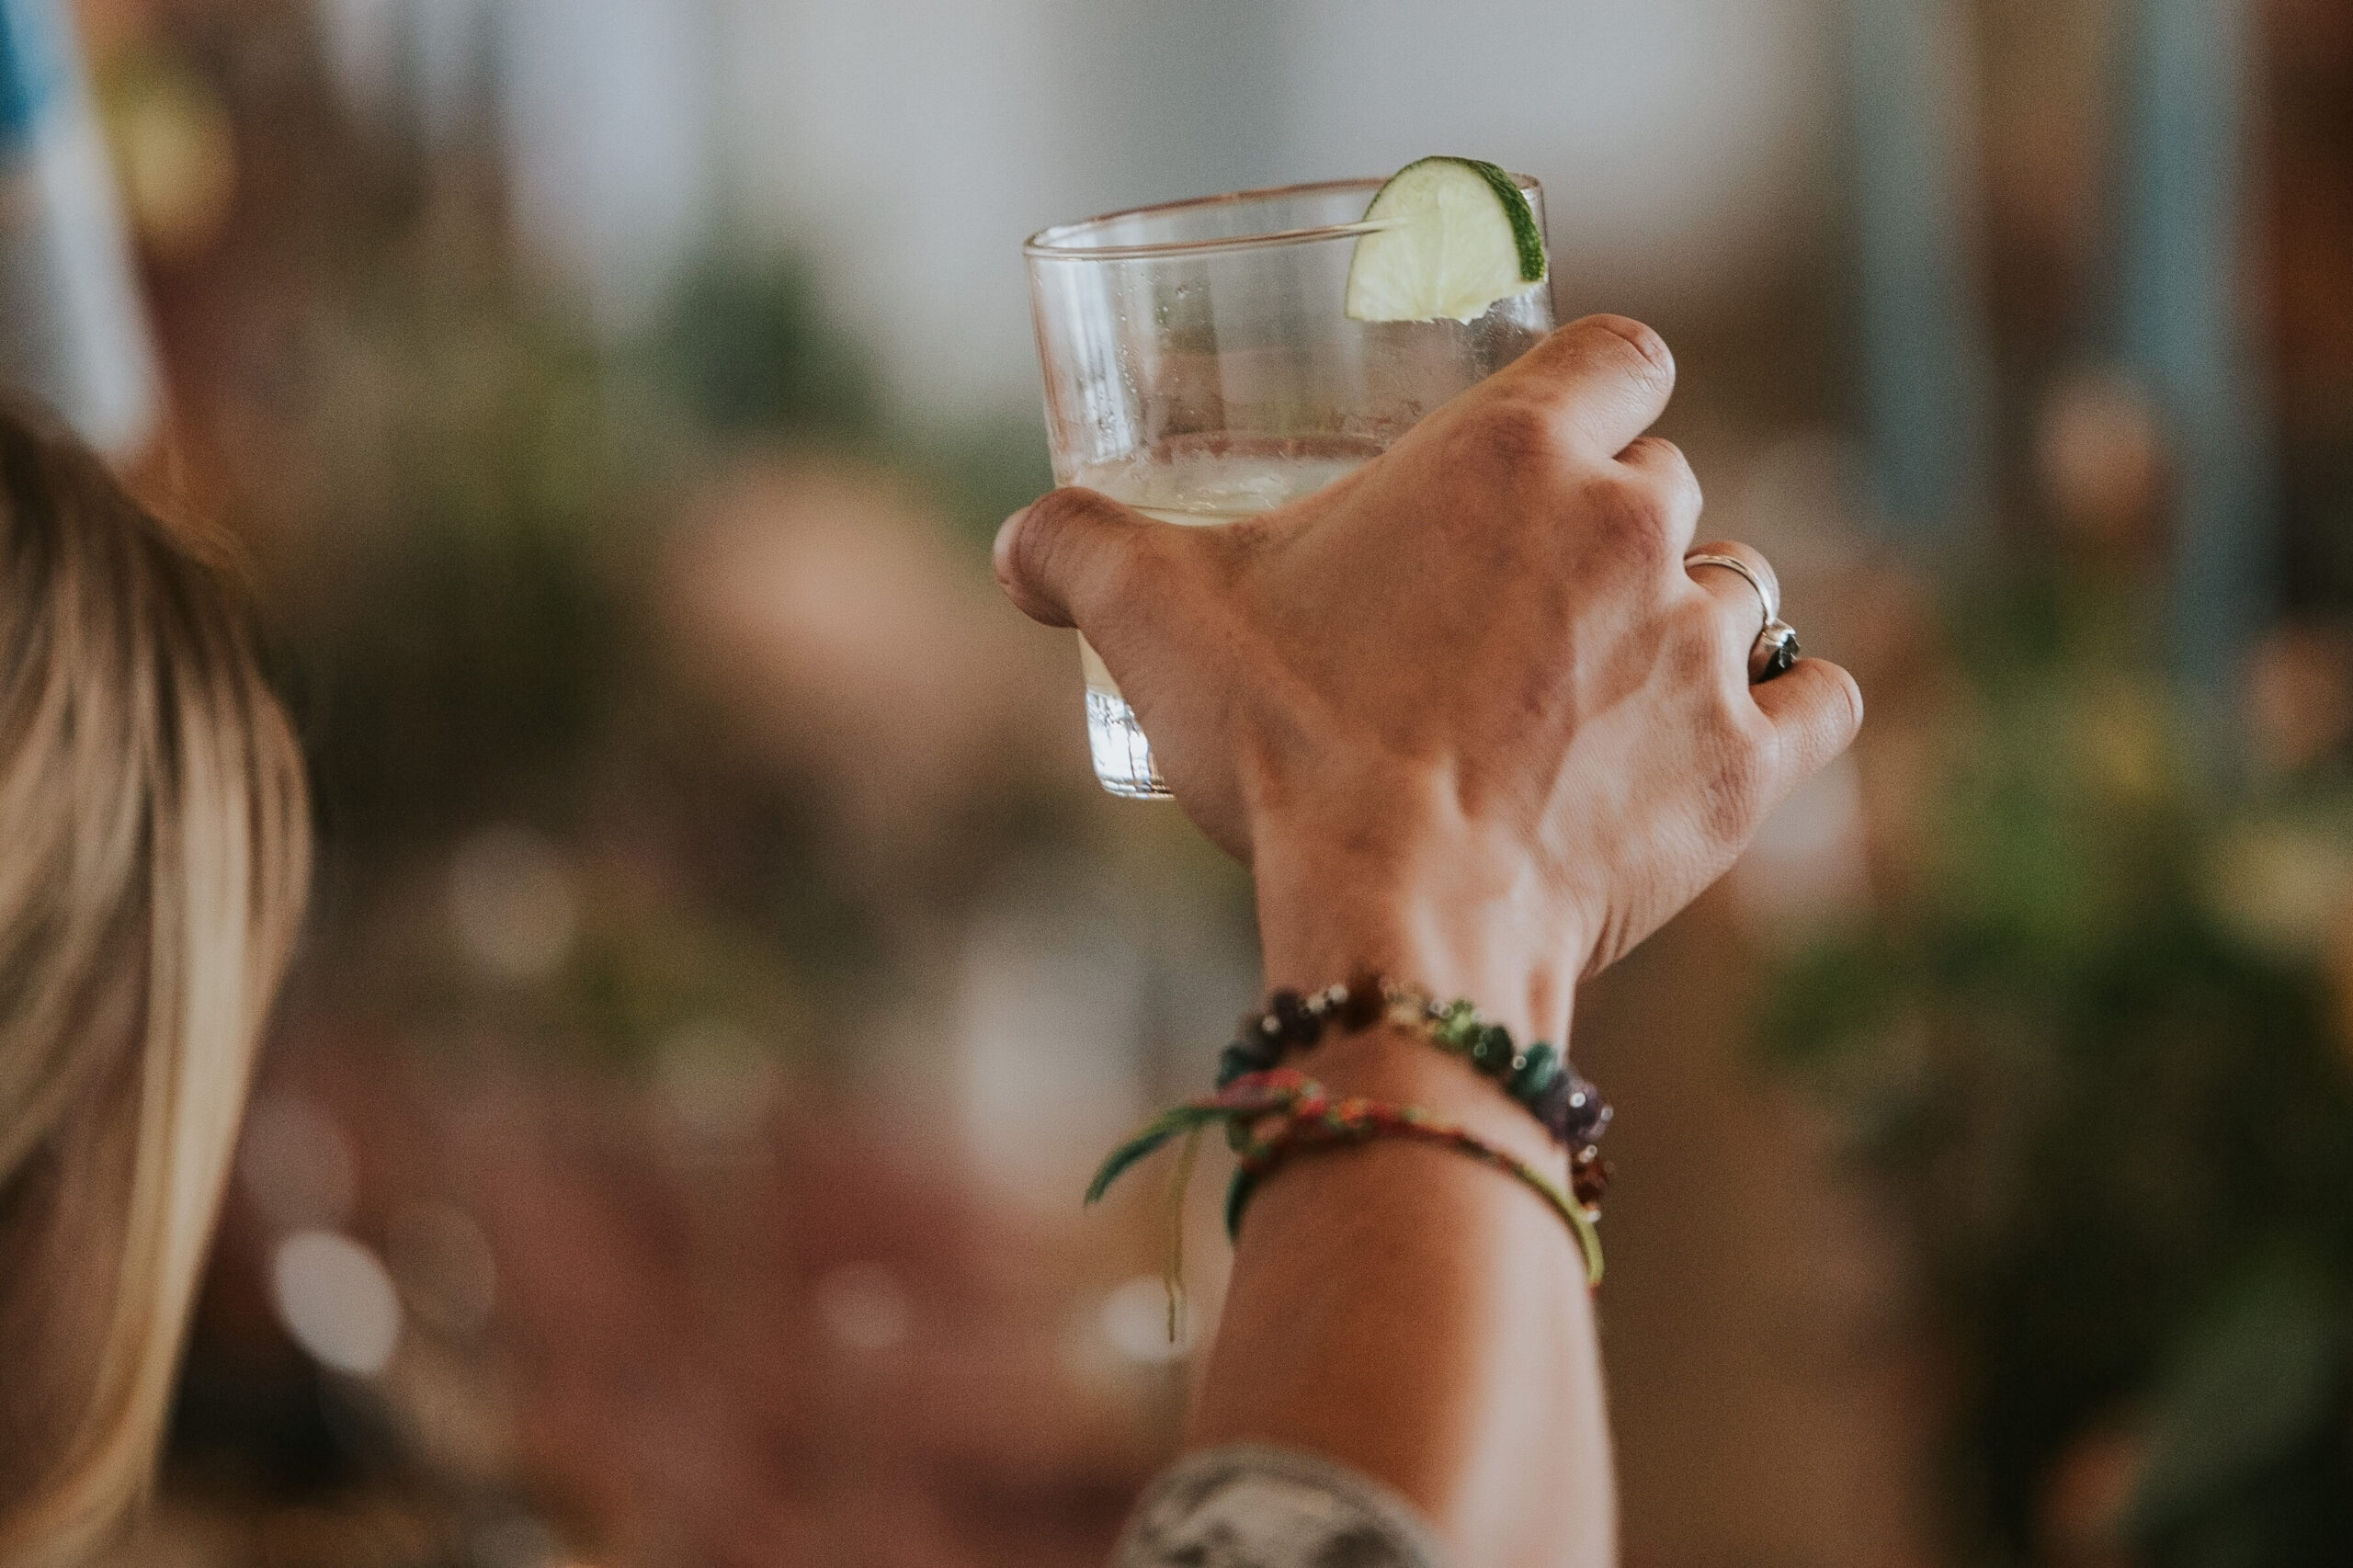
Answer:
[1217, 973, 1612, 1209]
[1086, 1068, 1604, 1290]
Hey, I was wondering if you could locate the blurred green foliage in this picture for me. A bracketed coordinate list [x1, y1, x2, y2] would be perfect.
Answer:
[648, 250, 1051, 548]
[288, 290, 637, 851]
[1765, 579, 2353, 1563]
[267, 218, 1060, 1073]
[654, 253, 881, 438]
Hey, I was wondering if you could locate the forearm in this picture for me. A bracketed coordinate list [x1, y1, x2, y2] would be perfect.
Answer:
[998, 313, 1861, 1568]
[1186, 876, 1615, 1568]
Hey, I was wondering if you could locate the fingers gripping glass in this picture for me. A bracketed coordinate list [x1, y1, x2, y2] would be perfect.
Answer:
[1024, 178, 1555, 799]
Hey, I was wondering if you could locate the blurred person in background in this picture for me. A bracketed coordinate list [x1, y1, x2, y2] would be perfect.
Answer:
[0, 396, 310, 1567]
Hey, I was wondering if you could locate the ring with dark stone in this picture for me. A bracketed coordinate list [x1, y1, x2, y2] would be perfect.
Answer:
[1750, 619, 1801, 683]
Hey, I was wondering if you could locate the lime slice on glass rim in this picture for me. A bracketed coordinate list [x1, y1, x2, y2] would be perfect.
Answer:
[1344, 156, 1548, 324]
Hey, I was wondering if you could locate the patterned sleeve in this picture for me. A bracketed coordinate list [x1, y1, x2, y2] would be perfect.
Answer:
[1111, 1443, 1447, 1568]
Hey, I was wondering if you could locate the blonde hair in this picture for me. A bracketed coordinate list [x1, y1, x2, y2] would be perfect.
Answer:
[0, 400, 310, 1565]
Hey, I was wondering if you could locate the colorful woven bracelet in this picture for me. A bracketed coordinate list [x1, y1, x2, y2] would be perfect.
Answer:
[1087, 1067, 1604, 1290]
[1216, 973, 1612, 1208]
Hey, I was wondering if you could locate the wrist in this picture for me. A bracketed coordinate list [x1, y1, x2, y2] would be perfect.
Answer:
[1251, 824, 1590, 1044]
[1287, 1023, 1573, 1182]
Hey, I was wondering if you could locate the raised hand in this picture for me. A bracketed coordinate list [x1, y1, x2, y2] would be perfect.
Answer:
[995, 314, 1860, 1042]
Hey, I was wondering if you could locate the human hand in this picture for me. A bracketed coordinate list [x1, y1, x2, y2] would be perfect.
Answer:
[995, 316, 1860, 1040]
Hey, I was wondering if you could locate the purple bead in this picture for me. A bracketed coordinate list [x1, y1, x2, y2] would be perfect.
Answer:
[1555, 1076, 1608, 1142]
[1526, 1071, 1610, 1147]
[1530, 1076, 1576, 1142]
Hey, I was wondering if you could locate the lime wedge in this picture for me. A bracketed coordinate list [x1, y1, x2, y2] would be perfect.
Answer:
[1344, 156, 1548, 324]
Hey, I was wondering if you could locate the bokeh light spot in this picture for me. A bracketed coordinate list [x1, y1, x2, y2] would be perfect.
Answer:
[271, 1229, 403, 1377]
[449, 824, 579, 981]
[1100, 1275, 1190, 1364]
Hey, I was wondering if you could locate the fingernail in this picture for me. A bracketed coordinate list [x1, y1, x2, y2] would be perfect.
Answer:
[992, 506, 1030, 568]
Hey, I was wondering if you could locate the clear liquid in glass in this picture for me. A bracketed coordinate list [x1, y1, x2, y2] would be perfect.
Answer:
[1073, 437, 1376, 798]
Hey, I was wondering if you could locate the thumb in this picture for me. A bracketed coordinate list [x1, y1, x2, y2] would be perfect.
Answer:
[993, 486, 1163, 630]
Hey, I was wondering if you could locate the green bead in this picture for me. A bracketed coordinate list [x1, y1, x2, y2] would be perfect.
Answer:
[1511, 1042, 1563, 1100]
[1473, 1023, 1517, 1074]
[1436, 1000, 1474, 1040]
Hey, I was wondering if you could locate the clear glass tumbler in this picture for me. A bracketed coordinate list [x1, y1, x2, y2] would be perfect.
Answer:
[1025, 177, 1554, 798]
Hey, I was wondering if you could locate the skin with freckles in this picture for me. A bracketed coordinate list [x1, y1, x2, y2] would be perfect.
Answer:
[997, 315, 1861, 1567]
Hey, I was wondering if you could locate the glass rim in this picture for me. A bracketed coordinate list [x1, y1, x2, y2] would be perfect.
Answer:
[1023, 172, 1540, 262]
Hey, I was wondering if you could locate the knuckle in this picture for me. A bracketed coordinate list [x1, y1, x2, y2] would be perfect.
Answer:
[1458, 393, 1569, 473]
[1581, 471, 1675, 565]
[1574, 314, 1675, 389]
[1006, 488, 1079, 582]
[999, 487, 1144, 622]
[1628, 437, 1702, 513]
[1031, 486, 1114, 571]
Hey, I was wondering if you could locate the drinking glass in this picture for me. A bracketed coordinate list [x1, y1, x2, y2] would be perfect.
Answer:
[1025, 177, 1553, 798]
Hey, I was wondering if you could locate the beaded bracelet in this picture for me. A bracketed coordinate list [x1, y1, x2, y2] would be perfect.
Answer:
[1088, 1068, 1604, 1289]
[1217, 973, 1612, 1207]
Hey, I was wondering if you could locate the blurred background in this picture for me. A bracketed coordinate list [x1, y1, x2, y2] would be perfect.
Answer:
[5, 0, 2352, 1563]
